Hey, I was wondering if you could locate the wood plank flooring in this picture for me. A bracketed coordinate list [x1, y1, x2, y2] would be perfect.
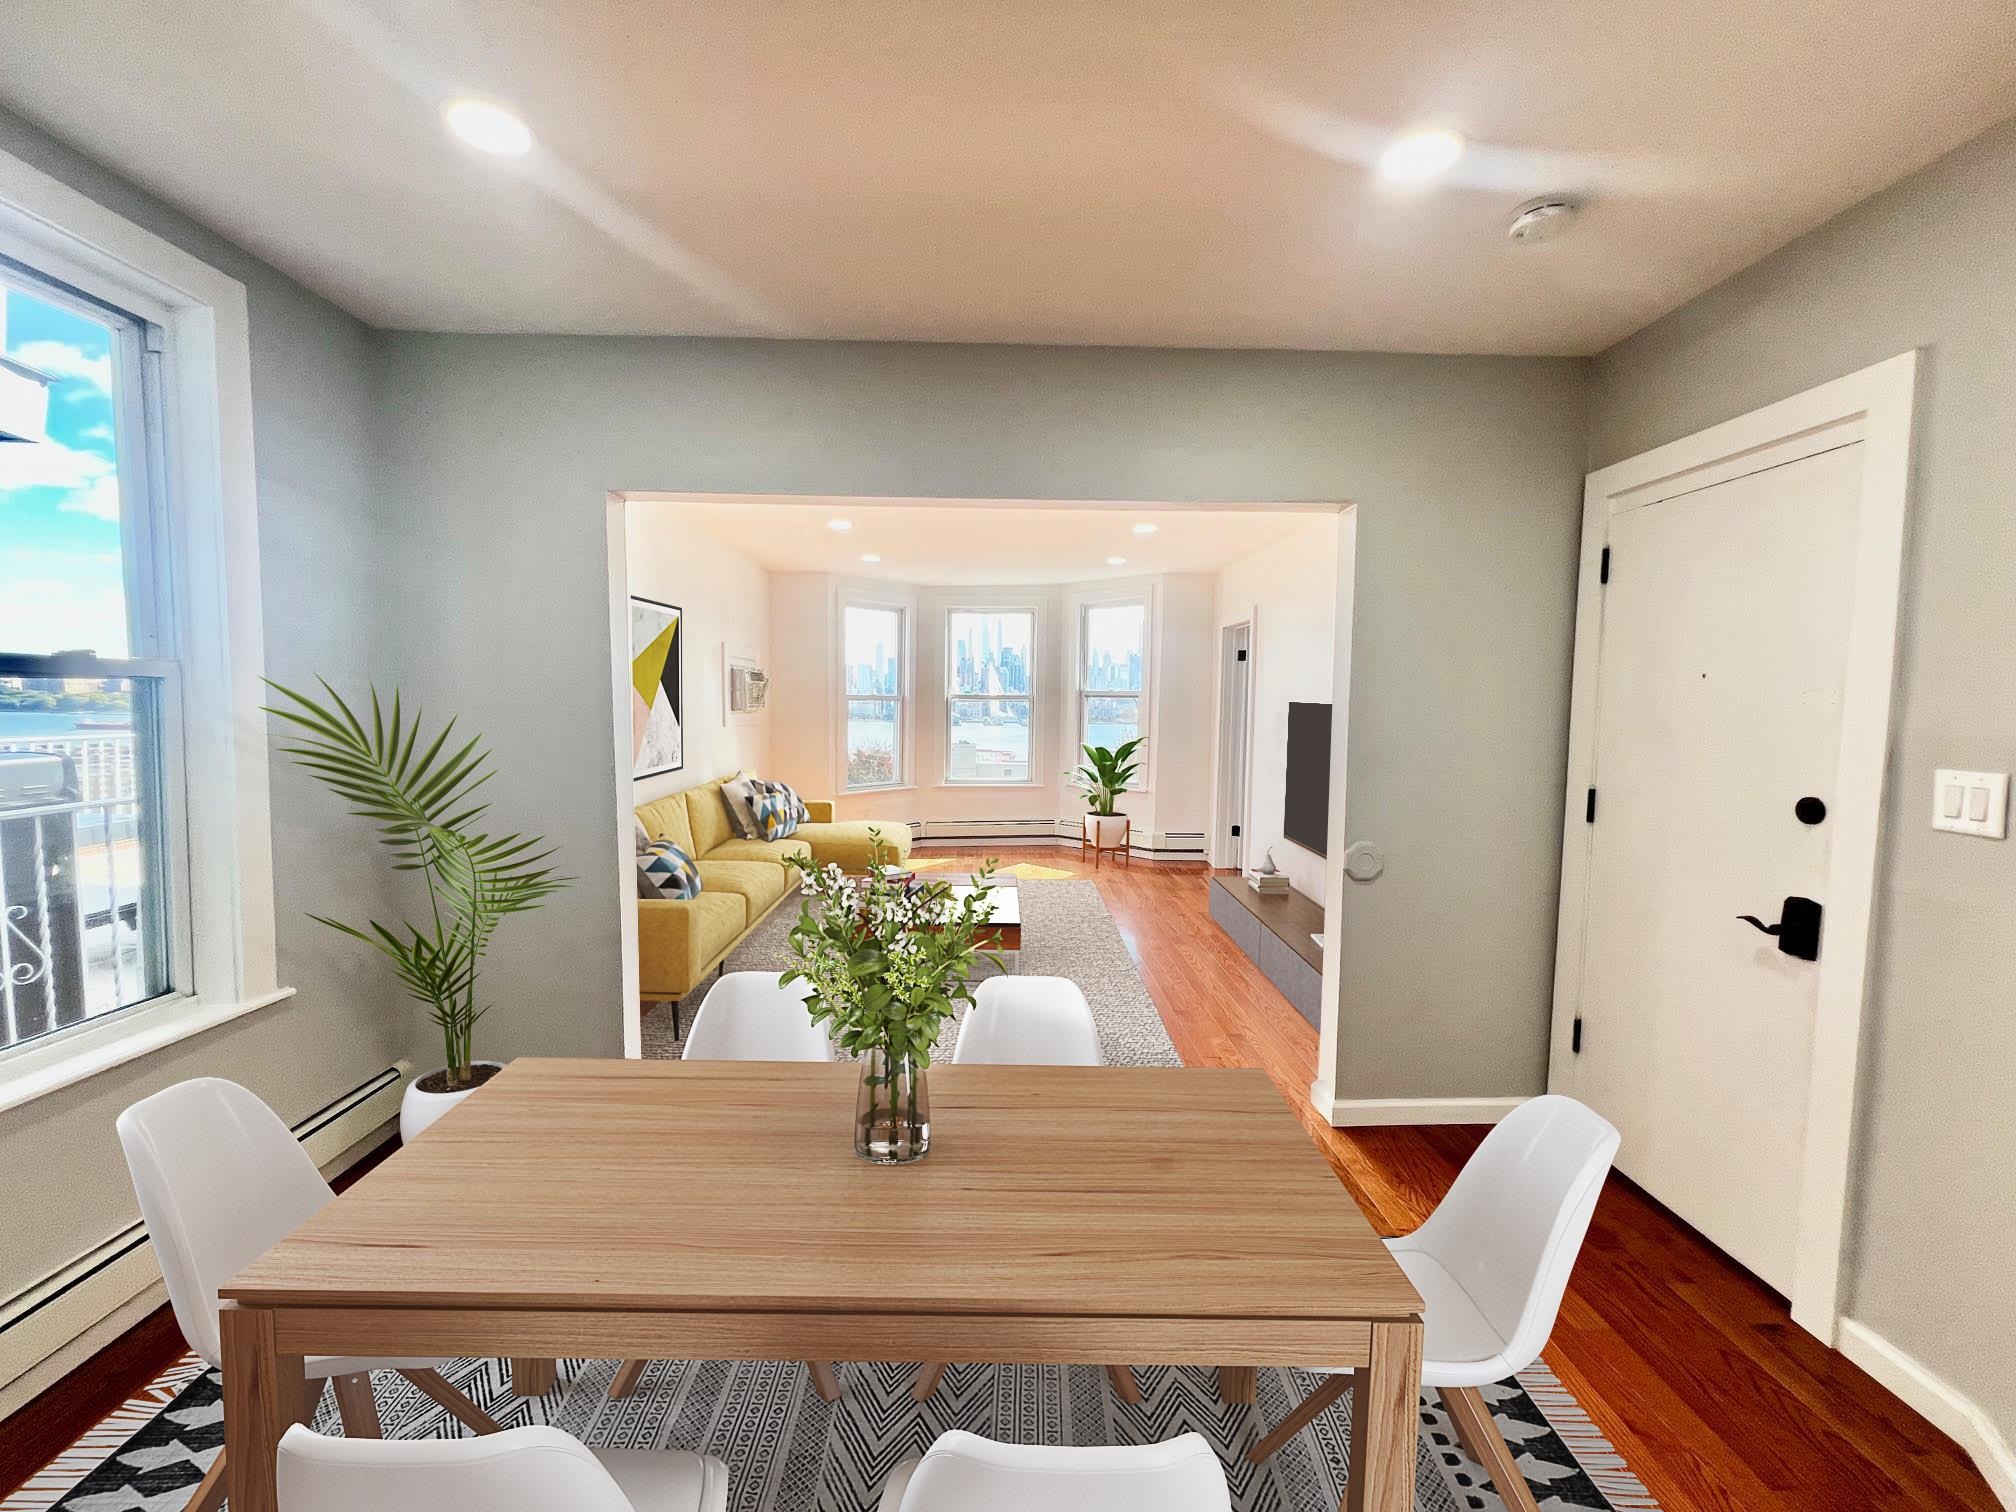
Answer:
[924, 845, 1994, 1512]
[4, 846, 1996, 1510]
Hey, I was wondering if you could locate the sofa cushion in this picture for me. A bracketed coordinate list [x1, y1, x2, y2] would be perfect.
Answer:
[706, 836, 813, 867]
[638, 841, 704, 900]
[695, 859, 791, 917]
[797, 820, 911, 874]
[636, 794, 696, 856]
[723, 775, 809, 839]
[684, 778, 737, 856]
[636, 891, 746, 998]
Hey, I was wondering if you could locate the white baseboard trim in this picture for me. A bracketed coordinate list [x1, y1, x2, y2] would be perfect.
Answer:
[1321, 1095, 1527, 1127]
[1839, 1319, 2016, 1508]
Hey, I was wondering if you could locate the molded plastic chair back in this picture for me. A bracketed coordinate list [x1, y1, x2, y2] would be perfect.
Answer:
[117, 1078, 332, 1367]
[887, 1430, 1230, 1512]
[1404, 1093, 1619, 1374]
[954, 977, 1104, 1066]
[278, 1425, 639, 1512]
[682, 971, 830, 1061]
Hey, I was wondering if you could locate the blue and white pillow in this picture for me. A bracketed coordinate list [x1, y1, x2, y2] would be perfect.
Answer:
[637, 840, 703, 900]
[752, 790, 801, 842]
[723, 776, 808, 839]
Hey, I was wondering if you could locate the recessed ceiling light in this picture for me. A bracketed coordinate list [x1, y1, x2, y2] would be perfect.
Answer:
[1106, 556, 1128, 567]
[860, 553, 882, 564]
[1132, 522, 1158, 536]
[442, 99, 534, 158]
[1378, 128, 1464, 183]
[827, 518, 853, 532]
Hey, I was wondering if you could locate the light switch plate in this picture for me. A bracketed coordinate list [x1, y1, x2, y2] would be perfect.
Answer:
[1932, 769, 2009, 838]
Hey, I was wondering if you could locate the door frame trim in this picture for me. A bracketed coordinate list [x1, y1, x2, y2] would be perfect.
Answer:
[1549, 350, 1918, 1344]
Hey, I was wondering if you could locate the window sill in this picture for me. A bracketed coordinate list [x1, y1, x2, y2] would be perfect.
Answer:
[937, 781, 1045, 790]
[838, 783, 917, 796]
[0, 986, 297, 1116]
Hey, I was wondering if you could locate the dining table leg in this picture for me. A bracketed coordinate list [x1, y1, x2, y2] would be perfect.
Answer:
[221, 1303, 305, 1512]
[1343, 1319, 1424, 1512]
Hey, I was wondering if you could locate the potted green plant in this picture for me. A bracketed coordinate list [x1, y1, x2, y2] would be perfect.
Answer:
[265, 680, 568, 1141]
[781, 834, 1003, 1163]
[1068, 736, 1144, 850]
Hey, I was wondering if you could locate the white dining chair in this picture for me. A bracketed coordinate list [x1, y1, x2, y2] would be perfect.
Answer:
[117, 1078, 506, 1512]
[919, 977, 1127, 1404]
[614, 970, 837, 1405]
[681, 970, 831, 1061]
[952, 977, 1103, 1067]
[878, 1430, 1230, 1512]
[277, 1423, 730, 1512]
[1246, 1094, 1620, 1512]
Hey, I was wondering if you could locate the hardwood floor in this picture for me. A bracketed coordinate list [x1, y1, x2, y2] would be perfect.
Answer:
[4, 846, 1996, 1509]
[927, 845, 1995, 1512]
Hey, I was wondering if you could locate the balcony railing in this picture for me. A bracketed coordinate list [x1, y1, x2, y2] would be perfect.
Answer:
[0, 733, 153, 1049]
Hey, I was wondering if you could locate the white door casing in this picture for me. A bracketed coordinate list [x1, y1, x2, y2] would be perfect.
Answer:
[1214, 620, 1254, 870]
[1550, 352, 1916, 1343]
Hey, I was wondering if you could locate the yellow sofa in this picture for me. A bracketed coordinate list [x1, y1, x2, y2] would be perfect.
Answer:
[635, 774, 913, 1008]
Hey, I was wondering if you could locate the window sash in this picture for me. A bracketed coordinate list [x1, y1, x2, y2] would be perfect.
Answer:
[1079, 689, 1143, 748]
[945, 693, 1034, 784]
[841, 602, 908, 790]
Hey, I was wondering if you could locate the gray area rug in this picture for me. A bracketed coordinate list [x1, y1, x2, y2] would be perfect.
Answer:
[16, 881, 1660, 1512]
[644, 878, 1179, 1067]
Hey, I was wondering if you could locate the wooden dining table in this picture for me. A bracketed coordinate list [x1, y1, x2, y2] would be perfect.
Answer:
[219, 1058, 1423, 1512]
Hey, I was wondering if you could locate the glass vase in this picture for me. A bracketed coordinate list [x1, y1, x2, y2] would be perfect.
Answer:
[855, 1045, 930, 1164]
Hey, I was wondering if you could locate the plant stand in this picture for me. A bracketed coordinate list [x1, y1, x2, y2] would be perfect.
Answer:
[1081, 814, 1131, 868]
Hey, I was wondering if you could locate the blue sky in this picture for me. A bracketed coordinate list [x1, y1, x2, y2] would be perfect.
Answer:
[2, 284, 128, 656]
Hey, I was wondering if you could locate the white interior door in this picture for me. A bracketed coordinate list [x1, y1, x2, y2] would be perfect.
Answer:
[1567, 442, 1863, 1294]
[1215, 623, 1252, 869]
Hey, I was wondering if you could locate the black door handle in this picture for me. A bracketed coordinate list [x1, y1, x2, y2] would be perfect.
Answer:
[1738, 896, 1822, 962]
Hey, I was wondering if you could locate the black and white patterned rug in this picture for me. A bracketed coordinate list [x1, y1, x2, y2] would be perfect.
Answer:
[12, 1352, 1659, 1512]
[10, 878, 1659, 1511]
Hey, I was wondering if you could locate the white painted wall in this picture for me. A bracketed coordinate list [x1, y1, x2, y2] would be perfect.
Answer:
[625, 505, 772, 803]
[1214, 514, 1343, 903]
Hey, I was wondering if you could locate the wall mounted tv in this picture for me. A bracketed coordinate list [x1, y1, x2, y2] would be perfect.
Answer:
[1283, 702, 1332, 856]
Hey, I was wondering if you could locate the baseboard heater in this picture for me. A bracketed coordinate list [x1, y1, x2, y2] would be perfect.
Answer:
[910, 820, 1206, 856]
[0, 1060, 410, 1393]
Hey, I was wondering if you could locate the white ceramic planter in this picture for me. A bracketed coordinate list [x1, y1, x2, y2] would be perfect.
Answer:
[1088, 813, 1130, 848]
[400, 1060, 504, 1143]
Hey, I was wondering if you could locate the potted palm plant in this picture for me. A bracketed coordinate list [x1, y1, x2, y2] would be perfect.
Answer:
[782, 835, 1002, 1163]
[266, 680, 568, 1141]
[1068, 736, 1144, 850]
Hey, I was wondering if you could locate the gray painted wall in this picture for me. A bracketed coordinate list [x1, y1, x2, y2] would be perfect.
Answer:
[370, 337, 1589, 1102]
[1591, 115, 2016, 1433]
[0, 109, 399, 1308]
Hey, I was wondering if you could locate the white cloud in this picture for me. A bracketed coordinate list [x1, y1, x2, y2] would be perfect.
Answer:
[67, 473, 122, 521]
[82, 423, 115, 442]
[0, 432, 114, 493]
[7, 338, 113, 394]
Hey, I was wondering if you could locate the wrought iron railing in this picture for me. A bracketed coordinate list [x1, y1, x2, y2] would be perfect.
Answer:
[0, 734, 148, 1049]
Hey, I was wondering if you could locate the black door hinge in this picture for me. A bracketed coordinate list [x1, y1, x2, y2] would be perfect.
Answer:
[1599, 546, 1611, 584]
[1230, 824, 1241, 837]
[1572, 1016, 1584, 1054]
[1236, 648, 1248, 662]
[1585, 787, 1597, 823]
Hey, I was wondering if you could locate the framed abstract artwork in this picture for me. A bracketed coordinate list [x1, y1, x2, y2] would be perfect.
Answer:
[630, 595, 684, 778]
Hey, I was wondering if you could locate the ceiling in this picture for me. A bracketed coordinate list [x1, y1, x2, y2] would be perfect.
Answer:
[642, 498, 1333, 586]
[3, 3, 2014, 354]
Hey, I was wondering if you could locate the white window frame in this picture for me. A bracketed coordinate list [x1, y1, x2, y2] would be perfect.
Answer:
[0, 145, 286, 1113]
[1076, 594, 1151, 782]
[838, 598, 910, 793]
[943, 604, 1038, 787]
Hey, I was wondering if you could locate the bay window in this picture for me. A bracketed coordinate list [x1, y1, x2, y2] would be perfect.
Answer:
[946, 608, 1034, 783]
[1079, 599, 1147, 752]
[842, 602, 907, 789]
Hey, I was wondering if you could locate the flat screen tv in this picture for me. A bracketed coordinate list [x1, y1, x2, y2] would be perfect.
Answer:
[1283, 702, 1332, 856]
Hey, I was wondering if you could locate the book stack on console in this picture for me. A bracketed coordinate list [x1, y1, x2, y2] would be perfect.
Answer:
[1246, 871, 1289, 895]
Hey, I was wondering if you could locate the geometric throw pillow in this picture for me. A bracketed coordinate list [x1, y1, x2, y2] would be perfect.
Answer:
[637, 840, 703, 900]
[752, 789, 800, 842]
[722, 775, 808, 839]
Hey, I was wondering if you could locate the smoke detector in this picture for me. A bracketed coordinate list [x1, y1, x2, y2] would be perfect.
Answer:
[1507, 196, 1579, 243]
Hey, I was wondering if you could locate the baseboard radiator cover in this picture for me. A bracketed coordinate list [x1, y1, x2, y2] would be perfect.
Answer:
[0, 1060, 410, 1394]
